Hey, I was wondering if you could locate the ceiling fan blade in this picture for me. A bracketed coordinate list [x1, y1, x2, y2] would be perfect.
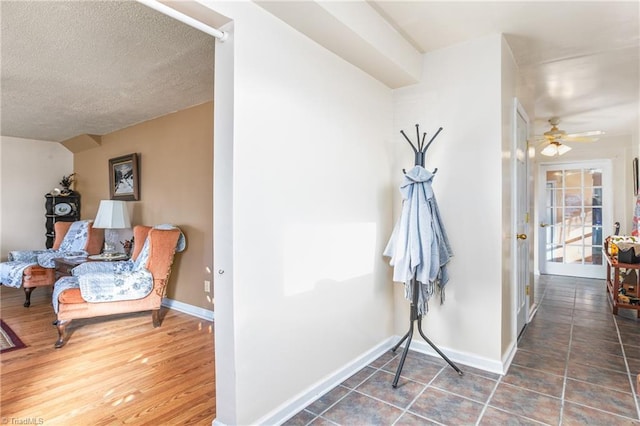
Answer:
[565, 130, 605, 138]
[534, 134, 557, 142]
[560, 135, 599, 143]
[538, 117, 605, 145]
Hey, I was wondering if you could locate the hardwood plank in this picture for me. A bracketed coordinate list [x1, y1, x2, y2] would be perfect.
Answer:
[0, 285, 216, 424]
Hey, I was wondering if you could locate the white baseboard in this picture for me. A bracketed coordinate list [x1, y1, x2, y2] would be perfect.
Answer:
[528, 302, 539, 322]
[501, 341, 517, 375]
[161, 298, 214, 321]
[251, 337, 397, 426]
[212, 335, 509, 426]
[404, 336, 506, 375]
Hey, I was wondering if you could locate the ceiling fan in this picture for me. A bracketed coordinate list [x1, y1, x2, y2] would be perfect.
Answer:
[537, 117, 605, 157]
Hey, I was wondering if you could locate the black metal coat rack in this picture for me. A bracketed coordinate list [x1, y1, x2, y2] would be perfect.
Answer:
[391, 124, 463, 388]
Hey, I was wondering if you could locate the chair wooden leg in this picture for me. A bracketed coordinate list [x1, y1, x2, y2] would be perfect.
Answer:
[23, 287, 34, 307]
[54, 320, 70, 348]
[152, 310, 161, 328]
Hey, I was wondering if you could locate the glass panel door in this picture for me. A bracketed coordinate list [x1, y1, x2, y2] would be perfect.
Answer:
[539, 162, 610, 278]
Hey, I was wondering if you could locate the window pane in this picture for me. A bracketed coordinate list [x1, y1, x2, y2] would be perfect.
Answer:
[585, 208, 602, 227]
[546, 171, 563, 187]
[564, 169, 582, 189]
[587, 169, 603, 187]
[546, 243, 563, 262]
[566, 244, 584, 264]
[564, 190, 583, 218]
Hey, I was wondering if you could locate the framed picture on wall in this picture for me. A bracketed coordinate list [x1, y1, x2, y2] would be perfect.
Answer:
[109, 153, 140, 201]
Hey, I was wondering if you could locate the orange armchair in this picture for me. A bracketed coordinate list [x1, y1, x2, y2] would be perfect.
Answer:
[52, 225, 184, 348]
[0, 221, 104, 307]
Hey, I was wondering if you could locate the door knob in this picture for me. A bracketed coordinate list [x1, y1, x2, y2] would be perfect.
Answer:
[540, 223, 549, 228]
[517, 233, 527, 240]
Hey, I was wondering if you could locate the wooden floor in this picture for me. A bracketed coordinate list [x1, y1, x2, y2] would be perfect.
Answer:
[0, 285, 216, 425]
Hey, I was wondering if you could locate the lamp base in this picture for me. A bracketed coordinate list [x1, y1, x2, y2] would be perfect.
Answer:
[102, 229, 118, 255]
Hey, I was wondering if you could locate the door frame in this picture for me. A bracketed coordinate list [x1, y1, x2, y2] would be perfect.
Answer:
[512, 98, 530, 338]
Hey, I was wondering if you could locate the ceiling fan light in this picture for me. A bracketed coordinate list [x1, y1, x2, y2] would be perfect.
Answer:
[541, 144, 559, 156]
[557, 144, 572, 155]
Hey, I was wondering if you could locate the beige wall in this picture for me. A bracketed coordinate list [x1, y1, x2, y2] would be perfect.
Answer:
[73, 102, 213, 310]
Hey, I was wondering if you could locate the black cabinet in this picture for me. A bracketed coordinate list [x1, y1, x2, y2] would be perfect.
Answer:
[45, 191, 81, 248]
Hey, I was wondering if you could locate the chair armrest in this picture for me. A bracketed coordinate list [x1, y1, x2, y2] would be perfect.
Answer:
[25, 265, 50, 277]
[9, 250, 47, 263]
[78, 269, 152, 302]
[72, 260, 133, 276]
[36, 251, 87, 268]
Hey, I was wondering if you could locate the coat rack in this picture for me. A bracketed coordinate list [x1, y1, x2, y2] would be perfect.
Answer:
[391, 124, 463, 388]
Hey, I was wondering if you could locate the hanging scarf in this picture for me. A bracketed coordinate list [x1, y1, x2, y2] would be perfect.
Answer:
[383, 166, 453, 314]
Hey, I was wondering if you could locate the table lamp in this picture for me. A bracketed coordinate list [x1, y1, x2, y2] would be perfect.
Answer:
[93, 200, 131, 256]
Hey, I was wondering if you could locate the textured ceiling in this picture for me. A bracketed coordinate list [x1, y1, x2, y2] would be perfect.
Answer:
[1, 0, 214, 142]
[1, 1, 638, 146]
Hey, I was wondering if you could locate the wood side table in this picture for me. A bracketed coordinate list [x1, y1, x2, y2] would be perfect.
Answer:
[603, 243, 640, 317]
[53, 257, 88, 280]
[87, 253, 128, 261]
[54, 254, 130, 280]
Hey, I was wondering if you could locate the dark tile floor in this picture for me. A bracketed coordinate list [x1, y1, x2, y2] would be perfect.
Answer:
[284, 275, 640, 425]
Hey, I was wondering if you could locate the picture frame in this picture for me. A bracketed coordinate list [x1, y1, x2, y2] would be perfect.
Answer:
[634, 157, 639, 196]
[109, 153, 140, 201]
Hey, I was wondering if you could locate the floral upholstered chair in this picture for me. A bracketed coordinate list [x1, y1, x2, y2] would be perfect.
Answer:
[52, 225, 185, 348]
[0, 220, 104, 307]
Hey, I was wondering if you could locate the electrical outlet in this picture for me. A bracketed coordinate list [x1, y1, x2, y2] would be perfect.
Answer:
[204, 280, 211, 292]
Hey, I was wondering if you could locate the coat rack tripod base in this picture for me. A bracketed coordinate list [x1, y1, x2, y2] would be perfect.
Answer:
[391, 277, 463, 388]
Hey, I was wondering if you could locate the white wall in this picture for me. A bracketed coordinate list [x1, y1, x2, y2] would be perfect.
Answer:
[208, 2, 395, 424]
[0, 136, 73, 259]
[391, 35, 504, 366]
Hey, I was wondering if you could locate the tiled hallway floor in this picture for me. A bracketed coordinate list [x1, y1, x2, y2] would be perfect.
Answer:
[285, 275, 640, 425]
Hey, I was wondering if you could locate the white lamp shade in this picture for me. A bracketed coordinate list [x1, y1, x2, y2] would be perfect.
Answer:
[93, 200, 131, 229]
[540, 144, 558, 156]
[541, 142, 572, 157]
[557, 144, 572, 155]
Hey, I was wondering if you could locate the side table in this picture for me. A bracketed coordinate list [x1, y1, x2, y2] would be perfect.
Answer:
[87, 253, 129, 261]
[54, 257, 88, 280]
[603, 241, 640, 317]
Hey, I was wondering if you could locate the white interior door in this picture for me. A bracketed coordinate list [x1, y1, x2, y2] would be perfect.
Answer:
[513, 100, 529, 336]
[538, 161, 611, 279]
